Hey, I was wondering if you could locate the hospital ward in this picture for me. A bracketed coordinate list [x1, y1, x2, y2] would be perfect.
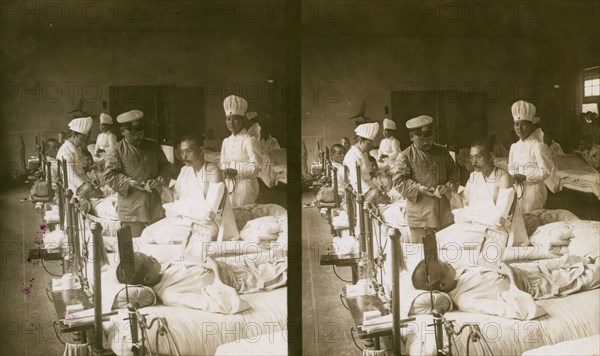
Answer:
[300, 1, 600, 356]
[1, 0, 600, 356]
[0, 2, 295, 355]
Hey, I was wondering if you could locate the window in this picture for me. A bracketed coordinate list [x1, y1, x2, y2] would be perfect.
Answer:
[584, 74, 600, 97]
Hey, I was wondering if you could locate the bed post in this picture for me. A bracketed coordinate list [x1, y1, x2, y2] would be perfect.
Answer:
[388, 227, 402, 356]
[325, 146, 331, 180]
[344, 166, 355, 237]
[45, 161, 53, 199]
[355, 163, 366, 256]
[332, 165, 339, 208]
[64, 189, 76, 271]
[90, 222, 104, 353]
[364, 201, 374, 281]
[71, 196, 83, 273]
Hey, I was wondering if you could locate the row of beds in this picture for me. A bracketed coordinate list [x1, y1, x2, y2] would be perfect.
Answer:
[35, 144, 289, 356]
[313, 147, 599, 355]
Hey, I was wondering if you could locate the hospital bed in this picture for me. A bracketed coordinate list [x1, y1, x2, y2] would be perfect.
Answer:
[494, 154, 600, 199]
[45, 156, 288, 356]
[84, 199, 287, 355]
[332, 159, 600, 355]
[98, 240, 287, 356]
[551, 154, 600, 199]
[357, 200, 600, 355]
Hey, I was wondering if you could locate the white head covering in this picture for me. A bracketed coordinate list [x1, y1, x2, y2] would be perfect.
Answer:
[246, 112, 258, 120]
[223, 95, 248, 117]
[117, 110, 144, 123]
[383, 118, 396, 130]
[100, 113, 113, 125]
[532, 116, 540, 124]
[355, 122, 379, 140]
[512, 100, 536, 122]
[68, 117, 93, 135]
[406, 115, 434, 130]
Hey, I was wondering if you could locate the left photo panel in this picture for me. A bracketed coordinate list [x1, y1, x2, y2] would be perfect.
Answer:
[0, 1, 300, 355]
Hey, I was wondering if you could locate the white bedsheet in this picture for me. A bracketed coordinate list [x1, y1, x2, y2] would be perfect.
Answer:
[404, 289, 600, 355]
[105, 288, 287, 356]
[94, 245, 287, 356]
[522, 334, 600, 355]
[557, 170, 600, 199]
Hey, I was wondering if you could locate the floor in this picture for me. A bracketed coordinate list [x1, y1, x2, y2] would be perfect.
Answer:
[0, 185, 67, 356]
[301, 190, 365, 356]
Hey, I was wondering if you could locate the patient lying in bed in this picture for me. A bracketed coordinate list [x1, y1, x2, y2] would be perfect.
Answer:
[413, 254, 600, 320]
[117, 251, 287, 314]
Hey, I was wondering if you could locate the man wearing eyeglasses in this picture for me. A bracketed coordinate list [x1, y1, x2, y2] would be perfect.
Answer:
[392, 115, 459, 243]
[104, 110, 172, 237]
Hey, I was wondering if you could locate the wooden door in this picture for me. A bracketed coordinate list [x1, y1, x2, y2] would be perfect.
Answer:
[391, 90, 487, 151]
[167, 86, 204, 145]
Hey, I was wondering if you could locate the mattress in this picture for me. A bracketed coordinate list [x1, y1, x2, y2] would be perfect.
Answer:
[105, 287, 287, 356]
[556, 170, 600, 199]
[404, 289, 600, 355]
[214, 329, 288, 355]
[522, 334, 600, 356]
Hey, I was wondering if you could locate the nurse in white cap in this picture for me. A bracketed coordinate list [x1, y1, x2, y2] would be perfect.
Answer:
[94, 113, 118, 163]
[378, 118, 401, 164]
[343, 122, 380, 194]
[508, 100, 554, 212]
[56, 117, 94, 192]
[220, 95, 263, 207]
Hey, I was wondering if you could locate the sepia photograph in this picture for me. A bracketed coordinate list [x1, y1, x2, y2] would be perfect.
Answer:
[1, 0, 599, 355]
[301, 1, 599, 355]
[1, 1, 299, 355]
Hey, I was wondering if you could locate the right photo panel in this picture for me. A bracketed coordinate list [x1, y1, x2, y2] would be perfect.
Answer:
[301, 1, 600, 355]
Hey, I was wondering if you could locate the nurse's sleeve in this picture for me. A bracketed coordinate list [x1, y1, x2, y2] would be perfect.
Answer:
[527, 142, 553, 182]
[240, 137, 263, 179]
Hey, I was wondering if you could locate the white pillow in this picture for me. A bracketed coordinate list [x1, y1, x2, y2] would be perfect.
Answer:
[240, 216, 281, 242]
[530, 222, 573, 249]
[568, 220, 600, 260]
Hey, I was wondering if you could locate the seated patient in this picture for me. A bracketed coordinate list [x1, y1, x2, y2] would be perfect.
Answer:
[45, 138, 61, 189]
[141, 135, 238, 244]
[575, 134, 600, 170]
[117, 251, 287, 314]
[436, 139, 528, 248]
[330, 143, 346, 196]
[412, 254, 599, 320]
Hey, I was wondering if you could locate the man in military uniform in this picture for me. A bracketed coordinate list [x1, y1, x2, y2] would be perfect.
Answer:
[104, 110, 172, 237]
[392, 115, 459, 242]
